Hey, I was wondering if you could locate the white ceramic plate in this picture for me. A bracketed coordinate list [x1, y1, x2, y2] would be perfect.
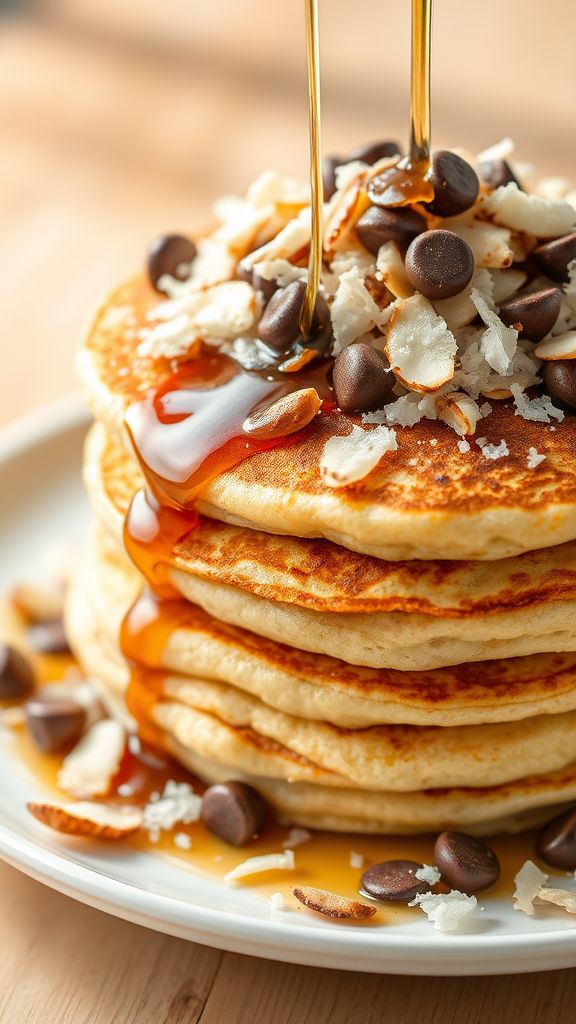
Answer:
[1, 395, 576, 976]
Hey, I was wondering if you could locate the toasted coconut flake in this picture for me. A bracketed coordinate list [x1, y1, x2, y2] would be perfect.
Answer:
[534, 331, 576, 360]
[293, 885, 377, 920]
[434, 269, 493, 330]
[320, 425, 397, 488]
[482, 183, 576, 238]
[282, 827, 311, 849]
[445, 220, 513, 268]
[491, 268, 528, 304]
[537, 887, 576, 914]
[243, 388, 321, 439]
[143, 780, 201, 832]
[324, 171, 370, 253]
[409, 890, 478, 932]
[224, 850, 295, 885]
[385, 294, 457, 393]
[511, 384, 564, 423]
[527, 447, 546, 469]
[476, 137, 515, 164]
[243, 208, 310, 269]
[58, 719, 125, 798]
[375, 242, 414, 299]
[330, 267, 384, 353]
[251, 258, 307, 288]
[513, 860, 548, 915]
[435, 393, 483, 436]
[27, 800, 143, 839]
[471, 288, 518, 375]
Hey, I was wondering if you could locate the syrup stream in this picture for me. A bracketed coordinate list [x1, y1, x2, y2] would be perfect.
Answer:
[299, 0, 324, 340]
[409, 0, 432, 168]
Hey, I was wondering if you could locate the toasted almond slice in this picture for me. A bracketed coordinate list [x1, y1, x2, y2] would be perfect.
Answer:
[534, 331, 576, 361]
[58, 719, 125, 798]
[482, 183, 576, 238]
[11, 580, 65, 622]
[243, 387, 321, 439]
[324, 172, 370, 253]
[278, 348, 318, 373]
[293, 885, 377, 920]
[243, 208, 311, 269]
[536, 887, 576, 914]
[385, 294, 457, 393]
[376, 241, 414, 299]
[27, 800, 143, 839]
[435, 393, 483, 437]
[480, 388, 513, 400]
[491, 268, 528, 303]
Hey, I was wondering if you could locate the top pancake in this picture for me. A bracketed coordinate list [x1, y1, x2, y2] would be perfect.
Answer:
[79, 275, 576, 561]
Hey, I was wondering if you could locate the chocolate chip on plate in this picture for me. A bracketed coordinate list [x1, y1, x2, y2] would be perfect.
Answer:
[0, 644, 35, 700]
[427, 150, 479, 217]
[537, 807, 576, 871]
[356, 206, 427, 254]
[478, 159, 522, 192]
[543, 360, 576, 409]
[360, 860, 429, 903]
[322, 156, 341, 201]
[147, 234, 197, 292]
[405, 229, 475, 300]
[533, 232, 576, 283]
[27, 619, 70, 655]
[434, 831, 500, 894]
[347, 140, 402, 165]
[26, 696, 86, 754]
[333, 343, 394, 413]
[499, 287, 562, 342]
[201, 781, 267, 846]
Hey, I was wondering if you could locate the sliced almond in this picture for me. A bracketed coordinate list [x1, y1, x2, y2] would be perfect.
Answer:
[435, 393, 483, 437]
[375, 242, 414, 299]
[58, 719, 125, 798]
[482, 183, 576, 238]
[278, 348, 319, 373]
[324, 172, 370, 253]
[491, 268, 528, 304]
[536, 887, 576, 914]
[480, 388, 513, 400]
[243, 388, 321, 439]
[293, 885, 377, 920]
[534, 331, 576, 361]
[27, 800, 143, 839]
[385, 294, 457, 393]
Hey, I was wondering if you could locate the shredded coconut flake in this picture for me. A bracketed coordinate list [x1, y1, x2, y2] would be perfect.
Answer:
[143, 781, 201, 833]
[409, 890, 478, 932]
[482, 183, 576, 238]
[511, 384, 564, 423]
[349, 851, 365, 869]
[513, 860, 548, 915]
[320, 425, 397, 488]
[282, 827, 311, 849]
[415, 864, 442, 886]
[457, 439, 471, 454]
[269, 892, 286, 914]
[471, 288, 518, 375]
[527, 447, 546, 469]
[330, 267, 385, 353]
[537, 887, 576, 914]
[224, 850, 295, 885]
[173, 831, 192, 851]
[476, 438, 509, 461]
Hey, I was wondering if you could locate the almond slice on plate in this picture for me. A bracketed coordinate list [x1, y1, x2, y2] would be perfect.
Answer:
[243, 387, 321, 438]
[534, 331, 576, 360]
[58, 719, 125, 798]
[385, 294, 457, 393]
[435, 393, 483, 437]
[27, 800, 143, 839]
[293, 886, 377, 920]
[536, 887, 576, 914]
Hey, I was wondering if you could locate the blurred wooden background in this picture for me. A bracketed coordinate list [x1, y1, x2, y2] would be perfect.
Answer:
[1, 0, 575, 426]
[1, 3, 576, 1021]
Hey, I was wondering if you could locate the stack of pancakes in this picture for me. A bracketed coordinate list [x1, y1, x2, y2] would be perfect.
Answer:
[65, 272, 576, 835]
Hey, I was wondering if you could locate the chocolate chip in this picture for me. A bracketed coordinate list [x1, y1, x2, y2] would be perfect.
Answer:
[0, 644, 35, 700]
[537, 807, 576, 870]
[499, 287, 562, 342]
[543, 360, 576, 409]
[252, 271, 279, 303]
[322, 156, 341, 201]
[347, 140, 402, 165]
[478, 159, 522, 192]
[356, 206, 427, 255]
[333, 343, 394, 413]
[27, 619, 70, 655]
[200, 781, 267, 846]
[533, 232, 576, 283]
[427, 151, 479, 217]
[405, 229, 475, 300]
[258, 280, 329, 354]
[360, 860, 429, 903]
[434, 831, 500, 894]
[147, 234, 197, 292]
[26, 696, 86, 754]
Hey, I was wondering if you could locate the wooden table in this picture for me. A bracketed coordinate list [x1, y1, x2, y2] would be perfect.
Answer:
[1, 4, 576, 1019]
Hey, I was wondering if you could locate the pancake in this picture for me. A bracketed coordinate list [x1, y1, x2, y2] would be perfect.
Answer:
[78, 275, 576, 562]
[77, 526, 576, 728]
[85, 424, 576, 671]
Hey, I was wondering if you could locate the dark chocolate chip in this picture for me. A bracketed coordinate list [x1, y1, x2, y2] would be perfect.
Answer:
[356, 206, 427, 254]
[434, 831, 500, 894]
[537, 807, 576, 871]
[533, 232, 576, 283]
[333, 343, 394, 413]
[258, 280, 306, 352]
[405, 229, 475, 300]
[252, 270, 279, 303]
[499, 287, 562, 342]
[361, 860, 429, 903]
[427, 150, 479, 217]
[478, 159, 522, 192]
[347, 140, 402, 165]
[27, 619, 70, 655]
[322, 156, 341, 201]
[201, 781, 267, 846]
[543, 360, 576, 409]
[25, 696, 86, 754]
[147, 234, 197, 292]
[0, 644, 35, 700]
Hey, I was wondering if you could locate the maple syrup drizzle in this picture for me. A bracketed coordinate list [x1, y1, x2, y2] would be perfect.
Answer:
[299, 0, 324, 340]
